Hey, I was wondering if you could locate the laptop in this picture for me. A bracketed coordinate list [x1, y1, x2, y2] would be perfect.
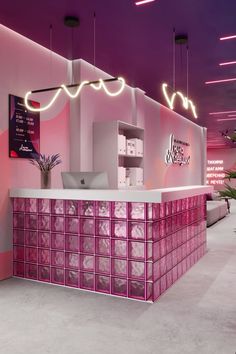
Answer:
[61, 172, 109, 189]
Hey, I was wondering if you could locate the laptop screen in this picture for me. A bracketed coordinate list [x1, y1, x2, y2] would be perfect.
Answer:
[61, 172, 109, 189]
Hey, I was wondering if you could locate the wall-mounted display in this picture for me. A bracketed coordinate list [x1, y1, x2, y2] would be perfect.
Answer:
[165, 134, 190, 166]
[9, 94, 40, 158]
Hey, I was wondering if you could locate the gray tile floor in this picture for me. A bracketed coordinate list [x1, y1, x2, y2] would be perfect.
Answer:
[1, 201, 236, 354]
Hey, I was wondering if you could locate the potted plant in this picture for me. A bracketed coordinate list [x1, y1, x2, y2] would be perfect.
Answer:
[219, 168, 236, 200]
[29, 153, 62, 189]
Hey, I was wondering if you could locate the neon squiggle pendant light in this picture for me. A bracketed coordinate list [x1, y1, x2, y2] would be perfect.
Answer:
[24, 77, 126, 112]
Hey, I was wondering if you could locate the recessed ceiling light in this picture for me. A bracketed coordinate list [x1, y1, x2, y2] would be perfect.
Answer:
[135, 0, 155, 5]
[219, 61, 236, 66]
[209, 110, 236, 115]
[228, 114, 236, 117]
[220, 35, 236, 41]
[205, 77, 236, 84]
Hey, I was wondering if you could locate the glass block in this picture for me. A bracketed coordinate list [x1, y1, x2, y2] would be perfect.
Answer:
[112, 202, 127, 219]
[146, 262, 153, 280]
[51, 200, 64, 215]
[147, 222, 160, 241]
[166, 235, 172, 254]
[25, 214, 37, 230]
[96, 275, 110, 293]
[166, 217, 172, 235]
[112, 220, 127, 238]
[65, 200, 78, 216]
[38, 199, 50, 213]
[96, 201, 110, 218]
[25, 263, 37, 280]
[51, 251, 64, 267]
[182, 258, 187, 274]
[129, 280, 145, 300]
[153, 241, 161, 261]
[38, 266, 50, 282]
[96, 257, 110, 274]
[112, 277, 127, 297]
[96, 238, 110, 256]
[165, 202, 172, 217]
[112, 240, 127, 258]
[159, 203, 166, 218]
[38, 249, 50, 265]
[129, 222, 145, 240]
[176, 199, 182, 213]
[65, 253, 79, 269]
[129, 241, 145, 260]
[160, 238, 166, 258]
[13, 229, 25, 245]
[25, 231, 37, 247]
[148, 203, 159, 220]
[13, 198, 25, 212]
[51, 216, 64, 233]
[153, 260, 161, 281]
[159, 219, 166, 238]
[38, 215, 50, 231]
[160, 256, 167, 277]
[13, 246, 24, 261]
[147, 242, 153, 260]
[80, 237, 95, 254]
[65, 270, 79, 288]
[65, 234, 79, 252]
[172, 249, 178, 266]
[13, 213, 24, 229]
[38, 232, 50, 248]
[13, 262, 24, 277]
[80, 255, 94, 271]
[65, 217, 79, 234]
[51, 268, 64, 285]
[96, 219, 110, 237]
[129, 261, 145, 279]
[25, 198, 37, 213]
[172, 200, 177, 215]
[112, 259, 127, 277]
[166, 270, 173, 289]
[81, 218, 94, 235]
[129, 202, 145, 220]
[166, 253, 173, 272]
[160, 275, 167, 294]
[146, 282, 153, 301]
[25, 247, 38, 263]
[51, 233, 65, 250]
[80, 201, 94, 216]
[177, 262, 183, 278]
[182, 198, 187, 211]
[153, 280, 161, 301]
[80, 272, 94, 290]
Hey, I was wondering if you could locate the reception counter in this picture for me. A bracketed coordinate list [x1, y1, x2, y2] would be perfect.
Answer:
[10, 185, 212, 302]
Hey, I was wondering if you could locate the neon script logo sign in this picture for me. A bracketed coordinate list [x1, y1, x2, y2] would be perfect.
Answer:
[162, 83, 198, 119]
[165, 134, 190, 166]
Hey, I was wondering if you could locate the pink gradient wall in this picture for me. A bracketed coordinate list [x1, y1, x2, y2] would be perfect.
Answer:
[0, 25, 70, 279]
[207, 148, 236, 190]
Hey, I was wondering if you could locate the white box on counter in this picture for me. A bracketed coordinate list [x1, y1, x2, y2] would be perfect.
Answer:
[118, 134, 126, 155]
[126, 139, 136, 156]
[118, 167, 126, 187]
[129, 138, 143, 156]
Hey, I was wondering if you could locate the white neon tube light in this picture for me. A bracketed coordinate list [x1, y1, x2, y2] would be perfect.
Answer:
[24, 89, 62, 112]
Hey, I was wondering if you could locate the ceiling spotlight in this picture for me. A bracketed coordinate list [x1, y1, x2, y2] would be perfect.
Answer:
[135, 0, 155, 5]
[64, 16, 80, 28]
[220, 35, 236, 41]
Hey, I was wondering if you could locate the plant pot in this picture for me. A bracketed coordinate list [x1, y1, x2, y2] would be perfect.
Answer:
[41, 170, 51, 189]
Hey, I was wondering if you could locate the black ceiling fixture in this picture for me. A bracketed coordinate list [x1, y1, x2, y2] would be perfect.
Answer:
[175, 34, 188, 45]
[64, 16, 80, 28]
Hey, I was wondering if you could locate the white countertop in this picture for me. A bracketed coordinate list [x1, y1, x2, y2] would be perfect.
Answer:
[10, 185, 213, 203]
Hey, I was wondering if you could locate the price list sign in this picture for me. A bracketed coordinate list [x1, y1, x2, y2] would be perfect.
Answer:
[9, 94, 40, 158]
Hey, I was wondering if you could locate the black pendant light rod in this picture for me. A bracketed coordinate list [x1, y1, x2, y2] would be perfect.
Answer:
[31, 77, 119, 94]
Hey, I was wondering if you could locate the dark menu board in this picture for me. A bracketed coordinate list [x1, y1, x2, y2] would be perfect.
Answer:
[9, 94, 40, 158]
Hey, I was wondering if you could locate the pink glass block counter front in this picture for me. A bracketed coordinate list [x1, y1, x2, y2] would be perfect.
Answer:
[12, 195, 207, 302]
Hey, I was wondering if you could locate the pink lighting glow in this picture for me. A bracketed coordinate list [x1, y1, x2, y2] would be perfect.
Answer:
[209, 110, 236, 115]
[220, 35, 236, 41]
[135, 0, 155, 5]
[205, 78, 236, 84]
[228, 114, 236, 117]
[219, 61, 236, 66]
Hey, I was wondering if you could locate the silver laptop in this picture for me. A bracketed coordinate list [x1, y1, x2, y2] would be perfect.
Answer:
[61, 172, 109, 189]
